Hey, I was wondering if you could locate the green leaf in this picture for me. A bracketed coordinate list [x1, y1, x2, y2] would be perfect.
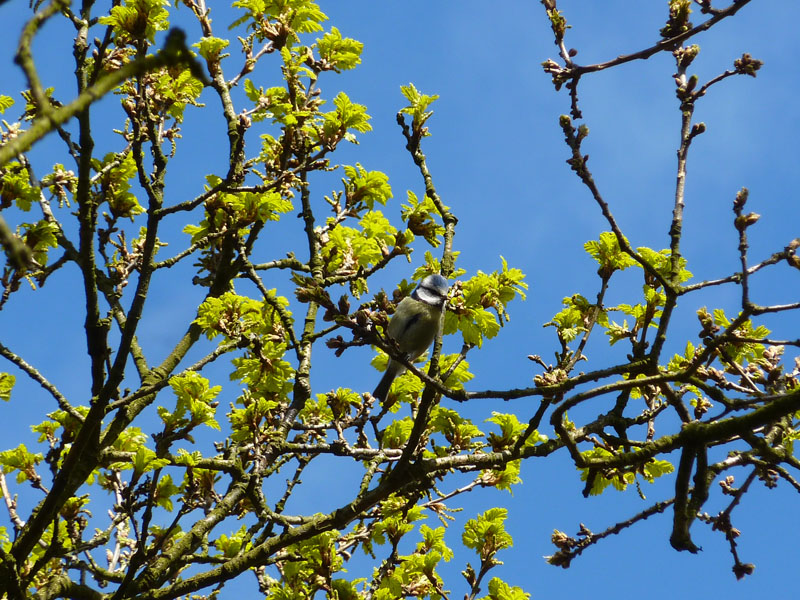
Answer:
[342, 164, 392, 209]
[462, 508, 513, 557]
[0, 526, 9, 553]
[40, 164, 77, 207]
[381, 417, 414, 449]
[152, 67, 205, 122]
[320, 92, 372, 146]
[330, 579, 362, 600]
[20, 220, 58, 267]
[637, 245, 693, 283]
[399, 83, 439, 135]
[584, 231, 635, 276]
[642, 459, 675, 482]
[359, 211, 396, 245]
[0, 162, 40, 211]
[322, 388, 362, 420]
[111, 426, 147, 455]
[193, 36, 230, 61]
[321, 217, 395, 274]
[228, 395, 282, 443]
[317, 27, 363, 71]
[401, 190, 444, 247]
[155, 474, 179, 511]
[96, 152, 143, 218]
[485, 412, 525, 450]
[544, 294, 593, 344]
[485, 412, 547, 452]
[132, 445, 169, 475]
[371, 497, 424, 550]
[0, 95, 13, 114]
[0, 444, 44, 484]
[713, 308, 731, 327]
[230, 344, 294, 395]
[195, 292, 256, 339]
[183, 175, 294, 246]
[298, 395, 334, 425]
[174, 449, 202, 466]
[429, 406, 481, 453]
[578, 447, 674, 495]
[98, 0, 170, 43]
[162, 371, 222, 432]
[479, 577, 530, 600]
[417, 525, 454, 562]
[0, 373, 14, 402]
[482, 460, 523, 493]
[444, 261, 526, 348]
[232, 0, 328, 41]
[438, 353, 474, 391]
[244, 78, 261, 102]
[20, 87, 56, 122]
[711, 309, 771, 363]
[604, 319, 631, 346]
[215, 525, 252, 558]
[279, 530, 342, 590]
[661, 0, 693, 39]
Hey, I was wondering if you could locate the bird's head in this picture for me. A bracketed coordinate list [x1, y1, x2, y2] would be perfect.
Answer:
[412, 274, 449, 308]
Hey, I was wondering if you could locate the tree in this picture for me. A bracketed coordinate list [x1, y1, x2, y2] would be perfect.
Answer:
[0, 0, 798, 598]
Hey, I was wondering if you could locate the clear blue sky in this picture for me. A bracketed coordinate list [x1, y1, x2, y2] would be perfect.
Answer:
[1, 1, 799, 597]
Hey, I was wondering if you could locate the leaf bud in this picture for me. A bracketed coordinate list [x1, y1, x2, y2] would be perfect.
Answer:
[733, 562, 755, 580]
[673, 44, 700, 69]
[551, 529, 572, 549]
[733, 187, 749, 212]
[733, 53, 763, 77]
[734, 212, 760, 231]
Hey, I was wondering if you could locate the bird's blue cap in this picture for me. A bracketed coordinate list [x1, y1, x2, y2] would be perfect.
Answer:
[414, 274, 449, 306]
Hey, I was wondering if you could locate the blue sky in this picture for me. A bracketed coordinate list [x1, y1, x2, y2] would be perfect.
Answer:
[1, 0, 799, 597]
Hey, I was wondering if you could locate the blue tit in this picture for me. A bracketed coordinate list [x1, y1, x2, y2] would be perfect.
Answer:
[372, 274, 450, 402]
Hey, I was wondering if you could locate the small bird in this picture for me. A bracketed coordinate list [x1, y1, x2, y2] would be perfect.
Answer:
[372, 273, 450, 402]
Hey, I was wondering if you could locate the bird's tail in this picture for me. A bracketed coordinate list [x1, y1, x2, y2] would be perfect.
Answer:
[372, 363, 401, 402]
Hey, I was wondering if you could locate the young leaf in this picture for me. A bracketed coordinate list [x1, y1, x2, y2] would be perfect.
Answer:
[317, 27, 363, 71]
[0, 373, 15, 402]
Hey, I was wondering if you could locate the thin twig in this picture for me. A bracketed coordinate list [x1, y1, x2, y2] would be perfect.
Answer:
[1, 30, 207, 166]
[0, 341, 82, 421]
[0, 472, 26, 532]
[564, 1, 753, 78]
